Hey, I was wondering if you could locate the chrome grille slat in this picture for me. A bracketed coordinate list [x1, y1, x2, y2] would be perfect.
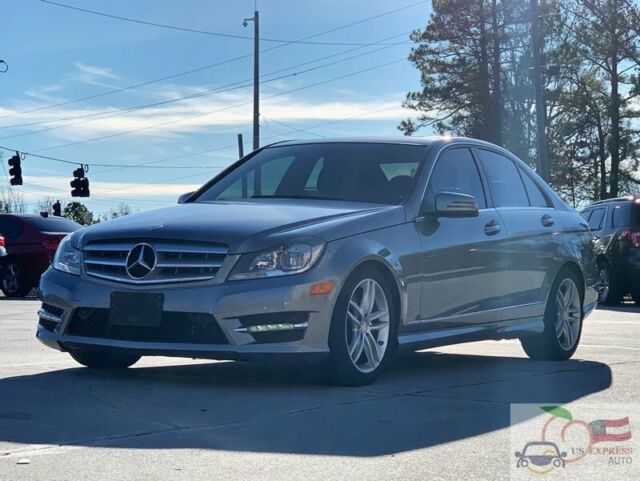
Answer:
[83, 239, 227, 285]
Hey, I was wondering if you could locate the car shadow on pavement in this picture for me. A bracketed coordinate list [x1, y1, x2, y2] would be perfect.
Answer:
[0, 350, 612, 457]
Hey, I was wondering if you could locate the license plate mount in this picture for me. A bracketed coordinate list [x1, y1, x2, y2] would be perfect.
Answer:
[109, 292, 164, 327]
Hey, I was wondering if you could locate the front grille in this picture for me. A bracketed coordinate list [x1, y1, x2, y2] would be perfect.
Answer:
[83, 239, 228, 284]
[66, 308, 229, 344]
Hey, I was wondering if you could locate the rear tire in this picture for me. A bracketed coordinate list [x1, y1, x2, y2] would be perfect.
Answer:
[325, 266, 398, 386]
[1, 259, 32, 298]
[69, 349, 141, 369]
[520, 269, 583, 361]
[598, 262, 623, 306]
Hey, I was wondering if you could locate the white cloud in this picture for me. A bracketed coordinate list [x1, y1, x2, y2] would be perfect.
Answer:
[19, 175, 204, 199]
[0, 88, 410, 142]
[73, 62, 123, 88]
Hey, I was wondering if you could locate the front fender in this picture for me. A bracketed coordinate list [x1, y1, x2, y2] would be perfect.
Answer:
[325, 223, 422, 326]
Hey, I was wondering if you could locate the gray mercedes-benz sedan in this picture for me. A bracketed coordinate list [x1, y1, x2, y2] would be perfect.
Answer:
[37, 137, 599, 385]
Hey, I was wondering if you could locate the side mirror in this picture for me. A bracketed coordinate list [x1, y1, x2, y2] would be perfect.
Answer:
[426, 192, 479, 218]
[178, 191, 195, 204]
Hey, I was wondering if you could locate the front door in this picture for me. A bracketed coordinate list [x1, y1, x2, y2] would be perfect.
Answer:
[416, 147, 509, 330]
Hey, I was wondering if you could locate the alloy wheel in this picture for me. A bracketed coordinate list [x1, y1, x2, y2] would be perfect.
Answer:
[345, 278, 390, 373]
[554, 278, 582, 351]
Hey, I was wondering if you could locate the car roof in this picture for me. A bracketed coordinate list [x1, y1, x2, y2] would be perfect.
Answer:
[265, 136, 511, 152]
[587, 196, 640, 207]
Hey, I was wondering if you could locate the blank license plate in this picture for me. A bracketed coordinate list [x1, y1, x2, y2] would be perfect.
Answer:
[109, 292, 164, 327]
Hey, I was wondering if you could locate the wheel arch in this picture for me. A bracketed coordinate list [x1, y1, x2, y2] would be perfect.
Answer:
[338, 255, 406, 327]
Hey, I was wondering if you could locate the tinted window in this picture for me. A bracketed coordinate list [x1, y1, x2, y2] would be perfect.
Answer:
[580, 210, 592, 221]
[24, 216, 80, 232]
[196, 143, 426, 205]
[425, 148, 487, 209]
[478, 150, 529, 207]
[588, 208, 606, 230]
[520, 169, 550, 207]
[0, 217, 23, 240]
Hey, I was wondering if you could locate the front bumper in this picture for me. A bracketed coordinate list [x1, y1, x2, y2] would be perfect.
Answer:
[37, 263, 339, 363]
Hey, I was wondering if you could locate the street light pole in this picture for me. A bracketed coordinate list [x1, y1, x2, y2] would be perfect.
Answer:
[531, 0, 550, 182]
[244, 11, 260, 151]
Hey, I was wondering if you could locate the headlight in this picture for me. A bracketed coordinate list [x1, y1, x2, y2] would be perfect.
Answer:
[228, 241, 325, 280]
[52, 235, 81, 275]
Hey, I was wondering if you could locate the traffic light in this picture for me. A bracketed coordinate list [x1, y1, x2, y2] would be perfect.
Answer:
[70, 167, 90, 197]
[8, 152, 22, 185]
[53, 200, 62, 217]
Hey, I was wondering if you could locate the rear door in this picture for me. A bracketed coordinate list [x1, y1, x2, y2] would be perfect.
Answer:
[416, 146, 509, 329]
[475, 148, 562, 320]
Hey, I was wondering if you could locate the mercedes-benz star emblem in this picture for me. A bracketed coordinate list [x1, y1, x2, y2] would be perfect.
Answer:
[125, 243, 157, 279]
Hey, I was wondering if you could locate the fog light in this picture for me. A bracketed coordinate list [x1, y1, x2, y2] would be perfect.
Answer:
[235, 321, 308, 333]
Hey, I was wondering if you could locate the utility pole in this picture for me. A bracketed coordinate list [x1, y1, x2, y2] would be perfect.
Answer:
[243, 11, 260, 151]
[531, 0, 550, 182]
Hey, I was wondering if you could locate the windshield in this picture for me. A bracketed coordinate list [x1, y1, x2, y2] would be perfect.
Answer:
[193, 142, 426, 205]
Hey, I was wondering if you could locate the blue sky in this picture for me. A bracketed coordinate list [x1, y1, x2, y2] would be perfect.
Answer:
[0, 0, 433, 215]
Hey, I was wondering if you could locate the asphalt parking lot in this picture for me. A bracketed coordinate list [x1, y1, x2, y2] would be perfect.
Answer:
[0, 296, 638, 481]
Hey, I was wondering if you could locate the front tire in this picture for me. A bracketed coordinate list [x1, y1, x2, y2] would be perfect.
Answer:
[69, 349, 141, 369]
[326, 266, 397, 386]
[520, 269, 583, 361]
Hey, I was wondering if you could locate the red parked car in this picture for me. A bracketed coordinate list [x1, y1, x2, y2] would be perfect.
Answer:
[0, 214, 81, 297]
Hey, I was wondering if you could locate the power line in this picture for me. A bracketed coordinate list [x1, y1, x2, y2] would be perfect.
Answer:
[0, 145, 213, 169]
[4, 104, 408, 201]
[93, 104, 408, 191]
[0, 1, 421, 121]
[0, 33, 408, 137]
[40, 0, 416, 46]
[262, 116, 327, 138]
[30, 58, 406, 153]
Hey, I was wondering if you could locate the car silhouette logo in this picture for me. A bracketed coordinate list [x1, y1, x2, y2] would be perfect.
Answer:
[515, 441, 567, 469]
[125, 243, 157, 280]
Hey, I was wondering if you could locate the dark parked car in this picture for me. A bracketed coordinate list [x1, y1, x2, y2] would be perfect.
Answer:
[0, 214, 81, 297]
[581, 196, 640, 305]
[37, 138, 598, 385]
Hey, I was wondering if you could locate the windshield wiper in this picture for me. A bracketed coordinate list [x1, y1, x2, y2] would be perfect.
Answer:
[251, 195, 336, 201]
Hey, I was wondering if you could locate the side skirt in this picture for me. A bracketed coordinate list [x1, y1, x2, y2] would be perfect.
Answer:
[397, 317, 545, 352]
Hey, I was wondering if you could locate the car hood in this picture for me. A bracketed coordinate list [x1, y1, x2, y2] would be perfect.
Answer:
[73, 200, 405, 253]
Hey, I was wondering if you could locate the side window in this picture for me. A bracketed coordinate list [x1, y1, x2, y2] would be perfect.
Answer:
[612, 205, 631, 228]
[425, 148, 487, 209]
[580, 210, 592, 222]
[477, 150, 529, 207]
[520, 168, 550, 207]
[588, 208, 606, 231]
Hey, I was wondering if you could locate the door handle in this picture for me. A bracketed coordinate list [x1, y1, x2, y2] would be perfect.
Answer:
[541, 214, 555, 227]
[484, 219, 501, 236]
